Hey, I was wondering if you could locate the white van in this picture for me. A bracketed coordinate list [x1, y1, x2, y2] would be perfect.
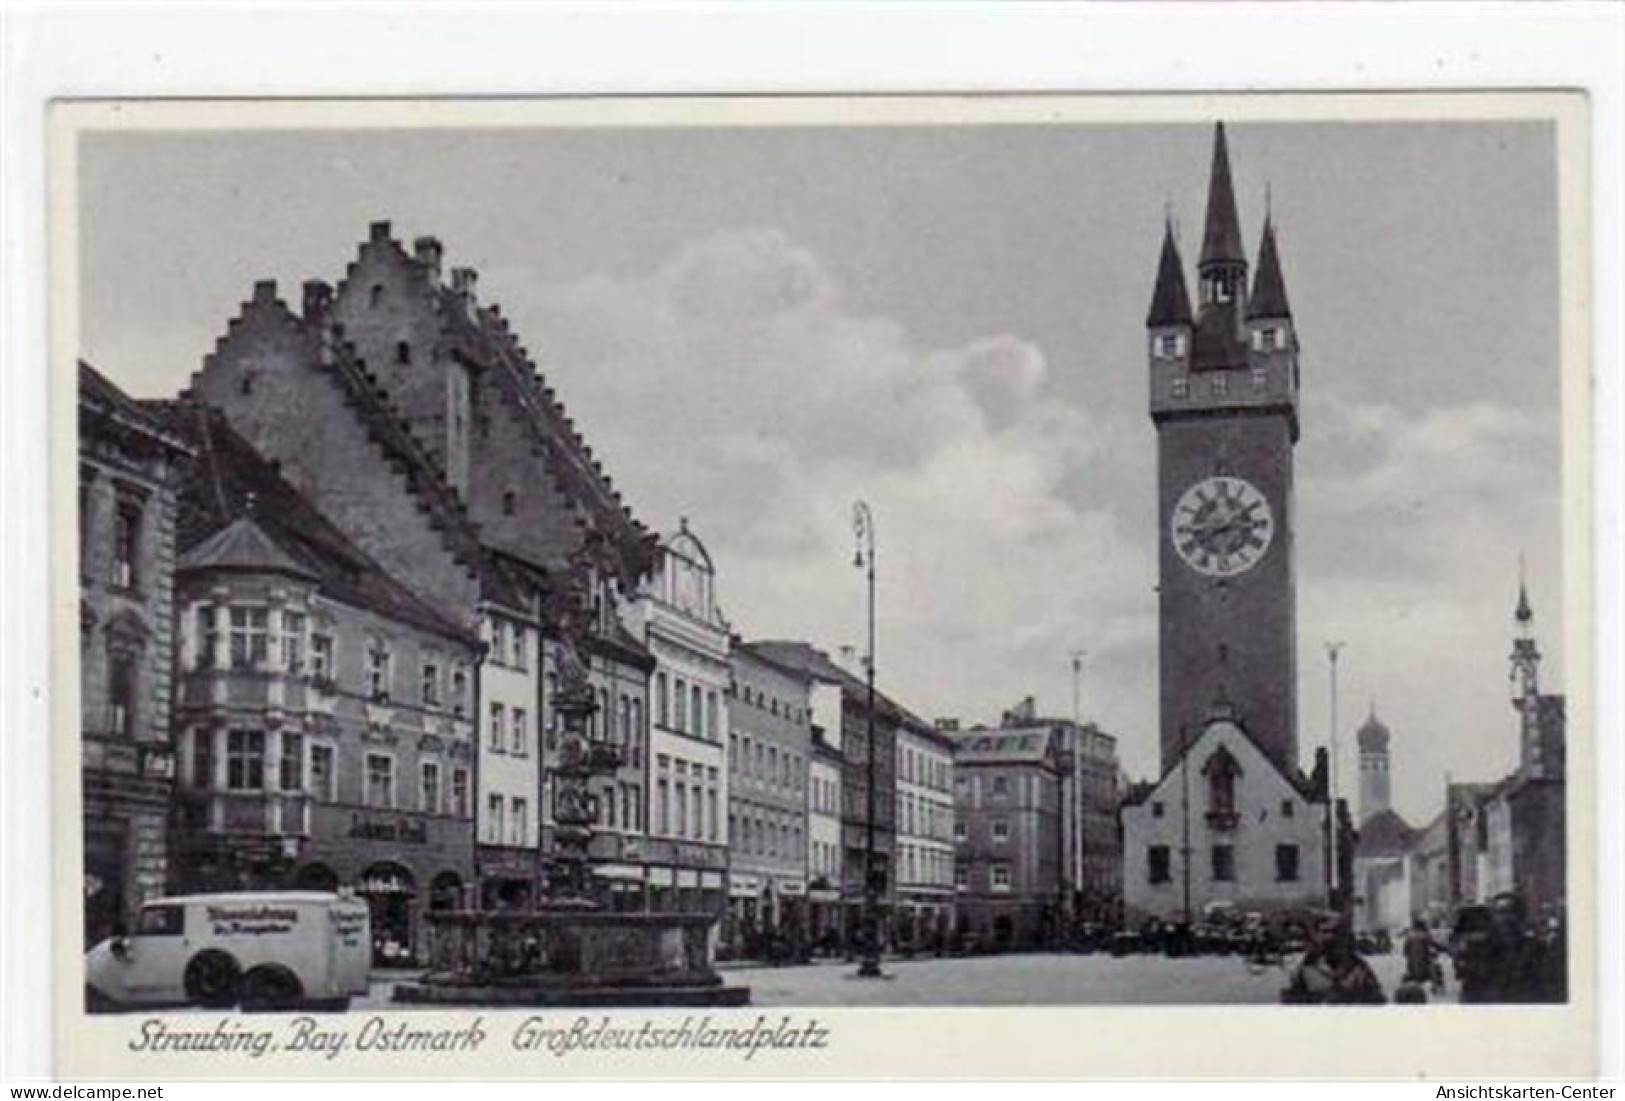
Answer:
[86, 891, 371, 1012]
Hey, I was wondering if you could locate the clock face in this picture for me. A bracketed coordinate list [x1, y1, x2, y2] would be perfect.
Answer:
[1172, 476, 1275, 577]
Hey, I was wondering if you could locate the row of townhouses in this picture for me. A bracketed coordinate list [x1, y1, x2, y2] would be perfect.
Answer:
[77, 222, 1125, 964]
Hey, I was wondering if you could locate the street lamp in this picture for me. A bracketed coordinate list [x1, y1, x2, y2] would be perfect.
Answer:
[852, 500, 884, 979]
[1324, 641, 1346, 912]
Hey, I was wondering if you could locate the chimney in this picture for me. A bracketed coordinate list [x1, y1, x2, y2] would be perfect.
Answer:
[414, 236, 443, 281]
[251, 279, 277, 305]
[302, 279, 333, 323]
[450, 267, 479, 319]
[935, 717, 960, 732]
[369, 220, 392, 243]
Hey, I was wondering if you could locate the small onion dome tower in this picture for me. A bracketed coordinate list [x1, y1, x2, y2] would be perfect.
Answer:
[1356, 703, 1393, 824]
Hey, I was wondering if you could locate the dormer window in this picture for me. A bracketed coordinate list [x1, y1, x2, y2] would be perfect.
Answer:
[1154, 333, 1185, 360]
[1253, 326, 1283, 352]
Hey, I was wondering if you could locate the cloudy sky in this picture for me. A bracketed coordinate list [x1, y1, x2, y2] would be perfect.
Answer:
[77, 113, 1564, 823]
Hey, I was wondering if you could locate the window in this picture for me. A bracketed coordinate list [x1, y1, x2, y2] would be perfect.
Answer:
[107, 650, 136, 737]
[1275, 843, 1300, 883]
[691, 784, 703, 839]
[656, 778, 670, 835]
[489, 702, 505, 752]
[451, 768, 469, 817]
[229, 607, 269, 670]
[955, 864, 969, 889]
[369, 284, 384, 308]
[136, 905, 184, 937]
[729, 734, 738, 770]
[311, 632, 334, 681]
[1170, 377, 1190, 400]
[487, 794, 504, 845]
[396, 341, 411, 365]
[1148, 845, 1171, 884]
[992, 776, 1009, 798]
[1212, 373, 1229, 397]
[1251, 366, 1269, 391]
[366, 636, 392, 700]
[511, 798, 528, 845]
[691, 686, 703, 737]
[510, 625, 526, 671]
[1211, 844, 1236, 882]
[310, 744, 335, 801]
[1152, 800, 1165, 818]
[512, 708, 529, 755]
[1281, 799, 1295, 818]
[112, 501, 141, 589]
[768, 746, 779, 786]
[674, 783, 687, 839]
[450, 666, 468, 718]
[192, 730, 214, 789]
[502, 491, 516, 516]
[226, 730, 265, 791]
[674, 678, 688, 732]
[991, 864, 1012, 892]
[1155, 332, 1184, 359]
[991, 819, 1010, 843]
[706, 691, 718, 740]
[1204, 747, 1240, 819]
[656, 674, 669, 727]
[279, 732, 304, 791]
[954, 820, 967, 842]
[282, 612, 307, 674]
[488, 619, 507, 667]
[421, 761, 441, 814]
[619, 696, 631, 745]
[365, 753, 395, 808]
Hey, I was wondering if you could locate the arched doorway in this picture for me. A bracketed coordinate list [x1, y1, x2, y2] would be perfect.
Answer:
[357, 862, 416, 966]
[293, 863, 339, 893]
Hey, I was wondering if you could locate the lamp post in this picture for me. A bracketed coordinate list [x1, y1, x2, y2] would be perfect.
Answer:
[852, 500, 884, 979]
[1324, 641, 1346, 912]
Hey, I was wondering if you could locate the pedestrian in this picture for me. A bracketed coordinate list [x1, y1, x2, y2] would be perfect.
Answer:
[1283, 918, 1386, 1005]
[1402, 917, 1441, 989]
[1459, 892, 1544, 1003]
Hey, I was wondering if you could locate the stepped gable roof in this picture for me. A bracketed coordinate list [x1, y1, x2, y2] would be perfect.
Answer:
[150, 400, 477, 647]
[80, 360, 191, 457]
[415, 255, 656, 584]
[1199, 122, 1246, 269]
[1246, 215, 1292, 320]
[194, 279, 525, 612]
[1355, 807, 1416, 858]
[1146, 221, 1194, 328]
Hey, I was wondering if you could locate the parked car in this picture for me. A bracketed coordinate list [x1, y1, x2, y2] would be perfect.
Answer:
[86, 891, 370, 1012]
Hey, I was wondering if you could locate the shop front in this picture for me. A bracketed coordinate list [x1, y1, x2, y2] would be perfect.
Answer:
[587, 831, 650, 912]
[295, 804, 475, 967]
[642, 839, 728, 917]
[478, 845, 540, 912]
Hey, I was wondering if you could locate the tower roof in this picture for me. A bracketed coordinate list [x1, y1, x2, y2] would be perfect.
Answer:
[1515, 576, 1533, 625]
[1246, 215, 1292, 320]
[177, 513, 319, 581]
[1146, 220, 1193, 327]
[1357, 704, 1391, 753]
[1199, 122, 1246, 269]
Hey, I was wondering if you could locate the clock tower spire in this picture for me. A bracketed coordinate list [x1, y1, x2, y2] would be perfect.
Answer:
[1149, 123, 1302, 776]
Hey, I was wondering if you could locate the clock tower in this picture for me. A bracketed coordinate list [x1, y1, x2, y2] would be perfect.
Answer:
[1148, 123, 1301, 777]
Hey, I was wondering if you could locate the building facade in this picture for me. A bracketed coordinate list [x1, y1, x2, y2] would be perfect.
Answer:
[750, 641, 899, 944]
[159, 405, 478, 963]
[894, 717, 956, 949]
[724, 641, 813, 955]
[947, 726, 1064, 948]
[624, 524, 730, 915]
[78, 363, 191, 948]
[806, 714, 846, 946]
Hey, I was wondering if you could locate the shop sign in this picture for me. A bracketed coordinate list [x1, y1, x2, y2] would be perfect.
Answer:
[347, 813, 428, 845]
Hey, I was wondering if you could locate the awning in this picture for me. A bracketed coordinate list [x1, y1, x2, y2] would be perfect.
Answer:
[591, 863, 646, 883]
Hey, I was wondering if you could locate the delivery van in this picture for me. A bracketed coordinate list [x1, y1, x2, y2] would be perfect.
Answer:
[85, 891, 371, 1012]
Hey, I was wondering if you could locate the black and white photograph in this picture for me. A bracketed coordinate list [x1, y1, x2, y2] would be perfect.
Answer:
[35, 86, 1603, 1079]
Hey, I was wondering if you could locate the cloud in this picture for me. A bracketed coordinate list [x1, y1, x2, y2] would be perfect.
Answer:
[496, 228, 1155, 748]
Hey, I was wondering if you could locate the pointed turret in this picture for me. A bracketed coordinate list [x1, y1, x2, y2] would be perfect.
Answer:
[1146, 220, 1194, 327]
[1199, 123, 1246, 272]
[1247, 215, 1292, 320]
[1515, 575, 1533, 629]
